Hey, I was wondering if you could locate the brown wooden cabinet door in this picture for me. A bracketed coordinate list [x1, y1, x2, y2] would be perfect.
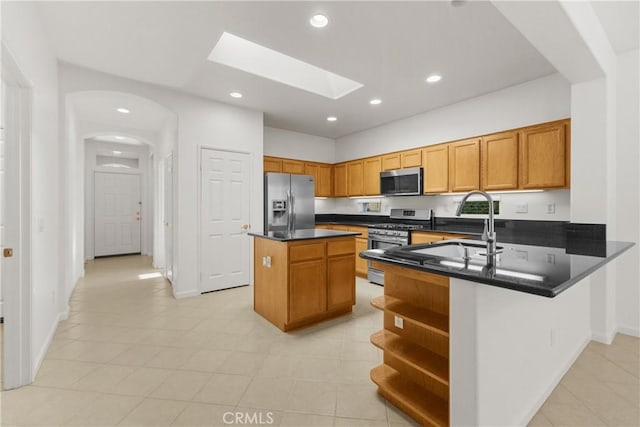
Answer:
[354, 237, 368, 277]
[317, 164, 333, 197]
[363, 157, 382, 195]
[304, 163, 319, 195]
[289, 259, 327, 323]
[382, 153, 401, 171]
[327, 254, 356, 309]
[282, 159, 305, 175]
[264, 156, 283, 173]
[449, 138, 480, 192]
[401, 149, 422, 168]
[519, 122, 567, 189]
[481, 131, 519, 191]
[334, 163, 348, 197]
[423, 145, 449, 193]
[348, 160, 364, 196]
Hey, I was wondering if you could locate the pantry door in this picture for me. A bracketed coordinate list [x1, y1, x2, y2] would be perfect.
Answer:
[200, 148, 251, 292]
[94, 172, 142, 256]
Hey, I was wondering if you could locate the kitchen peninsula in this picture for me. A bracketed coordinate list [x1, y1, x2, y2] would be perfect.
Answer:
[360, 237, 634, 426]
[249, 229, 360, 331]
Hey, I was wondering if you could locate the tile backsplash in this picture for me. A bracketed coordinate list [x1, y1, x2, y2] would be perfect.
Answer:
[316, 189, 570, 221]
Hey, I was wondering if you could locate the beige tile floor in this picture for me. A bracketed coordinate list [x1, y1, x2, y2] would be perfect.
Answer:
[0, 255, 638, 426]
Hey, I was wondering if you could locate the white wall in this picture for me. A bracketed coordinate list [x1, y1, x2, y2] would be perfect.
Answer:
[2, 2, 62, 374]
[335, 73, 570, 161]
[84, 139, 151, 260]
[264, 126, 335, 164]
[58, 63, 264, 299]
[615, 49, 640, 335]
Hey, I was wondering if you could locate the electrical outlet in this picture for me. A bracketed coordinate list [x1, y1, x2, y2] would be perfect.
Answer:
[262, 256, 271, 268]
[516, 250, 528, 261]
[394, 315, 404, 329]
[546, 203, 556, 214]
[515, 203, 528, 214]
[546, 254, 556, 264]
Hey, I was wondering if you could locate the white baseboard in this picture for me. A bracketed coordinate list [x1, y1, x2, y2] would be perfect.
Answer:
[521, 336, 590, 426]
[616, 325, 640, 337]
[32, 309, 68, 381]
[173, 289, 200, 299]
[592, 330, 616, 344]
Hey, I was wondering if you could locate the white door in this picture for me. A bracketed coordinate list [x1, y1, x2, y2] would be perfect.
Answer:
[200, 148, 251, 292]
[0, 81, 6, 319]
[164, 153, 174, 282]
[94, 172, 141, 257]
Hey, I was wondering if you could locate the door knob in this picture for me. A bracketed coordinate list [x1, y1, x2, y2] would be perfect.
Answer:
[241, 224, 250, 232]
[3, 248, 13, 258]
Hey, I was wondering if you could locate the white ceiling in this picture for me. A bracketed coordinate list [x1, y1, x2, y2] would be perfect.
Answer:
[38, 2, 562, 138]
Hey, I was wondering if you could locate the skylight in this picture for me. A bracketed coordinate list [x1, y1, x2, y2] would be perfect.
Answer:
[208, 32, 364, 100]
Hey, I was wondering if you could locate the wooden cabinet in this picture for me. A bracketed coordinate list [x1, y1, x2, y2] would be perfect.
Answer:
[519, 121, 568, 189]
[449, 138, 480, 192]
[333, 163, 348, 197]
[289, 259, 327, 323]
[401, 149, 422, 168]
[411, 231, 471, 244]
[282, 159, 305, 174]
[347, 160, 364, 196]
[317, 164, 333, 197]
[253, 236, 356, 331]
[382, 153, 401, 171]
[481, 131, 518, 191]
[422, 145, 449, 194]
[364, 157, 382, 195]
[264, 156, 283, 173]
[370, 264, 450, 427]
[355, 237, 368, 278]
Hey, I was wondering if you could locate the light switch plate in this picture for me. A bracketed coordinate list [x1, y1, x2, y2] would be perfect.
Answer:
[394, 315, 404, 329]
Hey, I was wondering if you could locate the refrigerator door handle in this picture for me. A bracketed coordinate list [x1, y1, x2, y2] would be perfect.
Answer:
[291, 192, 296, 231]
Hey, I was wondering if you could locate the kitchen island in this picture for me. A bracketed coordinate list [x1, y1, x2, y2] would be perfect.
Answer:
[360, 237, 633, 426]
[250, 229, 360, 331]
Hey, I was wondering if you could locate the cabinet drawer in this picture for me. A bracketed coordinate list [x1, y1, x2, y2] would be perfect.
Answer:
[348, 226, 368, 239]
[327, 239, 355, 257]
[290, 243, 325, 262]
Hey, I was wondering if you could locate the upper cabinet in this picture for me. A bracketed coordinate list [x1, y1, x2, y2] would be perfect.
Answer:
[481, 131, 519, 191]
[264, 156, 283, 173]
[316, 164, 333, 197]
[382, 153, 401, 171]
[334, 163, 348, 197]
[363, 157, 382, 196]
[263, 118, 570, 197]
[449, 138, 480, 192]
[282, 159, 305, 175]
[401, 149, 422, 168]
[422, 144, 449, 194]
[347, 160, 364, 196]
[519, 120, 568, 189]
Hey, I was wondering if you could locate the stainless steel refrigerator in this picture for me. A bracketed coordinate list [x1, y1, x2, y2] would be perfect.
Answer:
[264, 173, 315, 232]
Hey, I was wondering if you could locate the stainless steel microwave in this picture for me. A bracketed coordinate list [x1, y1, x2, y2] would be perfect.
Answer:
[380, 167, 423, 196]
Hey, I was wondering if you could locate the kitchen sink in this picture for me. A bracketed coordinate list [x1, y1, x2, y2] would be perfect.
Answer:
[385, 240, 502, 265]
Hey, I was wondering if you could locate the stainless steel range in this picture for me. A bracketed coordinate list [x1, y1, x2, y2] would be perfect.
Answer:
[367, 209, 432, 285]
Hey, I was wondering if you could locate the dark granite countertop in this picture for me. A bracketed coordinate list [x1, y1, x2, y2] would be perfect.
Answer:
[360, 239, 634, 297]
[249, 229, 361, 242]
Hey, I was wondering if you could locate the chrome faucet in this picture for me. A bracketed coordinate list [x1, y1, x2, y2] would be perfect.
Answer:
[456, 191, 498, 265]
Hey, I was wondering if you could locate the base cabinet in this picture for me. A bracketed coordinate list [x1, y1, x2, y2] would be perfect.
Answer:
[254, 236, 356, 331]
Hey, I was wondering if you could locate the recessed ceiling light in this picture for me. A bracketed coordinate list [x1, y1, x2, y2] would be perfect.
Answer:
[115, 136, 125, 140]
[309, 14, 329, 28]
[327, 116, 337, 122]
[426, 74, 442, 83]
[116, 108, 130, 114]
[230, 92, 243, 98]
[112, 150, 122, 155]
[369, 98, 382, 105]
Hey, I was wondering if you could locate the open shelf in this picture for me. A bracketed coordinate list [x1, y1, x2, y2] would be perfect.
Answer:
[371, 329, 449, 386]
[371, 364, 448, 427]
[370, 295, 394, 311]
[385, 299, 449, 337]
